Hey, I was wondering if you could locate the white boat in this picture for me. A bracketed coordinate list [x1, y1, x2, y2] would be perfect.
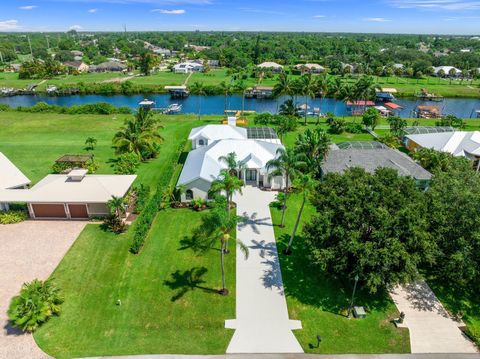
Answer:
[163, 103, 182, 114]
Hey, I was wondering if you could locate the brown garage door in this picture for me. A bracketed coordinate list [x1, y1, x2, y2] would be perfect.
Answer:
[68, 204, 89, 219]
[32, 204, 67, 218]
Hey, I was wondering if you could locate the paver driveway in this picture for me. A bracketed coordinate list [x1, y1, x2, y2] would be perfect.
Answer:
[390, 281, 478, 354]
[225, 186, 303, 353]
[0, 220, 87, 359]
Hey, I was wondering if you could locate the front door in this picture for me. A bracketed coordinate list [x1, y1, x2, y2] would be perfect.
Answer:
[246, 169, 257, 182]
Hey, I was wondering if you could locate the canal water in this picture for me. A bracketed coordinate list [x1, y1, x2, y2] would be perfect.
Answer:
[0, 94, 479, 118]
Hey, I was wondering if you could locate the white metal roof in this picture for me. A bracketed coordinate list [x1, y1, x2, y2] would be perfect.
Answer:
[178, 139, 283, 185]
[406, 131, 480, 157]
[433, 66, 462, 74]
[0, 152, 31, 190]
[257, 61, 283, 69]
[0, 174, 136, 203]
[189, 125, 248, 141]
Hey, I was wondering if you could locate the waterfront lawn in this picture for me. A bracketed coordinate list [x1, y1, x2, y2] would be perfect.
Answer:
[0, 71, 41, 89]
[132, 71, 189, 87]
[0, 112, 217, 184]
[34, 209, 235, 358]
[271, 194, 410, 354]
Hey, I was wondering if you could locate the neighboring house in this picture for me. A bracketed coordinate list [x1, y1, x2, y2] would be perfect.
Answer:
[257, 61, 284, 73]
[153, 48, 172, 57]
[0, 152, 31, 211]
[63, 61, 89, 73]
[294, 63, 325, 74]
[405, 131, 480, 170]
[71, 50, 84, 61]
[5, 63, 21, 73]
[321, 141, 432, 188]
[0, 168, 136, 219]
[393, 63, 404, 69]
[207, 59, 220, 67]
[90, 61, 127, 72]
[172, 62, 204, 74]
[177, 125, 285, 201]
[433, 66, 462, 77]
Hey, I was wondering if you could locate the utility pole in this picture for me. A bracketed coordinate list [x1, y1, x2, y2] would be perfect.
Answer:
[27, 35, 33, 57]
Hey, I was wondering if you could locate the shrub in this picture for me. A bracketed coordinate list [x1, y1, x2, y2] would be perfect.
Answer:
[103, 215, 128, 234]
[254, 113, 274, 125]
[113, 153, 140, 174]
[0, 104, 10, 111]
[328, 117, 346, 134]
[0, 210, 27, 224]
[134, 184, 150, 214]
[345, 122, 363, 134]
[270, 192, 286, 209]
[130, 190, 162, 254]
[191, 197, 207, 211]
[8, 279, 63, 333]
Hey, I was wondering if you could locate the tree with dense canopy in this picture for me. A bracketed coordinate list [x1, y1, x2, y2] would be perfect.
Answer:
[294, 128, 331, 178]
[209, 169, 244, 220]
[303, 167, 433, 293]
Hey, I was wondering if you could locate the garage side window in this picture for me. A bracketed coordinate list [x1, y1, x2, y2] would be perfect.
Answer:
[198, 139, 205, 146]
[185, 189, 194, 200]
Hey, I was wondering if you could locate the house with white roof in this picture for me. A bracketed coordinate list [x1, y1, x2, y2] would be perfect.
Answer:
[0, 164, 136, 219]
[432, 66, 462, 77]
[0, 152, 31, 210]
[178, 125, 285, 201]
[294, 63, 325, 74]
[257, 62, 284, 73]
[172, 62, 204, 74]
[405, 131, 480, 169]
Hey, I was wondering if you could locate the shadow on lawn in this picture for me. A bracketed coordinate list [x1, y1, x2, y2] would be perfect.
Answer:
[277, 232, 393, 317]
[163, 266, 217, 302]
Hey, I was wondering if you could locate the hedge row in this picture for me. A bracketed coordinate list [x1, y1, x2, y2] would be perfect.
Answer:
[0, 102, 131, 115]
[129, 140, 187, 254]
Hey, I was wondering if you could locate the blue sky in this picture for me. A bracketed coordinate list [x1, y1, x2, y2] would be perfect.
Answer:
[1, 0, 480, 34]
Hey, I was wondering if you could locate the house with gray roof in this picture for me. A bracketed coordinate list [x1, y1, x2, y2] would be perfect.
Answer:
[321, 142, 431, 188]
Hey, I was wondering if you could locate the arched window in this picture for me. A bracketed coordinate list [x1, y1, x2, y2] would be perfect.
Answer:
[198, 139, 205, 146]
[185, 189, 194, 200]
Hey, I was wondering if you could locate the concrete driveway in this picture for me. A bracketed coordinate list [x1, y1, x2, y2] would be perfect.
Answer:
[225, 186, 303, 354]
[0, 220, 87, 359]
[390, 281, 478, 354]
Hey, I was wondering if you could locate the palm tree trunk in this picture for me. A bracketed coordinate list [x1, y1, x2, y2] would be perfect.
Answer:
[242, 92, 245, 116]
[220, 240, 227, 295]
[285, 195, 305, 254]
[304, 95, 308, 125]
[280, 176, 288, 228]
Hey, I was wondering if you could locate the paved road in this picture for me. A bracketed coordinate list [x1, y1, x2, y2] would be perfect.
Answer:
[0, 220, 86, 359]
[225, 186, 303, 354]
[390, 281, 478, 354]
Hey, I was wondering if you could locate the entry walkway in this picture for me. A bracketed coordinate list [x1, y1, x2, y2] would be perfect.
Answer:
[390, 281, 478, 354]
[225, 186, 303, 353]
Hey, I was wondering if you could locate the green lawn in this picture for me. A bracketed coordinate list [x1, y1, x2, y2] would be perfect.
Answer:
[34, 209, 235, 358]
[270, 194, 410, 353]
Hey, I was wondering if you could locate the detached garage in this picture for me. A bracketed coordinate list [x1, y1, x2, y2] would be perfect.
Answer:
[0, 169, 136, 220]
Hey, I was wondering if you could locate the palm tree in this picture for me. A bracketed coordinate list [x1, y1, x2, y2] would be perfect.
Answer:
[107, 195, 125, 219]
[209, 169, 244, 220]
[315, 73, 329, 124]
[219, 81, 233, 113]
[294, 128, 331, 177]
[218, 152, 246, 178]
[234, 80, 248, 116]
[279, 98, 299, 117]
[299, 74, 316, 125]
[266, 148, 305, 228]
[283, 174, 316, 255]
[84, 137, 97, 151]
[329, 77, 343, 115]
[189, 81, 205, 120]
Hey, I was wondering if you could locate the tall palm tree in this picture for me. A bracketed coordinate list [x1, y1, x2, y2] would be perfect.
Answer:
[294, 128, 331, 177]
[266, 148, 305, 228]
[234, 80, 248, 116]
[189, 81, 205, 120]
[209, 169, 244, 220]
[107, 195, 125, 219]
[218, 152, 246, 178]
[219, 81, 233, 113]
[299, 74, 317, 125]
[284, 174, 316, 255]
[315, 73, 329, 124]
[274, 72, 294, 99]
[329, 77, 343, 115]
[279, 98, 299, 117]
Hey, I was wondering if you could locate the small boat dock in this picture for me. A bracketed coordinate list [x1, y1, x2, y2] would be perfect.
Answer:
[165, 85, 189, 99]
[415, 88, 444, 102]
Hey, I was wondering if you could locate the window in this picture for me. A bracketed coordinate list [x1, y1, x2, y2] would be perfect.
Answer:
[198, 139, 205, 146]
[185, 189, 194, 200]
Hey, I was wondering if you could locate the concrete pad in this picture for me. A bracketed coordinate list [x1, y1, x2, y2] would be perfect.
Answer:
[390, 281, 478, 354]
[226, 186, 303, 353]
[0, 220, 87, 359]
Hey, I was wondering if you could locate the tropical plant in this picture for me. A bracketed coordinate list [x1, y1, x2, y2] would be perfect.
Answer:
[294, 128, 331, 177]
[113, 152, 141, 174]
[284, 174, 316, 255]
[219, 81, 233, 112]
[436, 115, 465, 129]
[209, 169, 244, 219]
[266, 147, 305, 227]
[84, 137, 97, 151]
[107, 195, 126, 219]
[0, 210, 27, 224]
[362, 107, 381, 131]
[387, 116, 407, 137]
[8, 279, 63, 332]
[234, 80, 249, 115]
[218, 152, 247, 177]
[378, 133, 400, 149]
[279, 98, 300, 117]
[315, 73, 329, 124]
[298, 73, 317, 124]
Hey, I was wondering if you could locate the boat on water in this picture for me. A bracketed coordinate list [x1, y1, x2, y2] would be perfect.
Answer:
[138, 98, 156, 109]
[163, 103, 182, 114]
[376, 88, 397, 101]
[415, 88, 444, 102]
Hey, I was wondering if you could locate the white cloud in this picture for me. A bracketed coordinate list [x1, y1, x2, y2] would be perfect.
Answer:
[364, 17, 391, 21]
[88, 8, 98, 13]
[152, 8, 186, 13]
[19, 5, 37, 10]
[389, 0, 480, 10]
[313, 15, 326, 18]
[69, 24, 84, 30]
[0, 20, 20, 30]
[238, 7, 286, 15]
